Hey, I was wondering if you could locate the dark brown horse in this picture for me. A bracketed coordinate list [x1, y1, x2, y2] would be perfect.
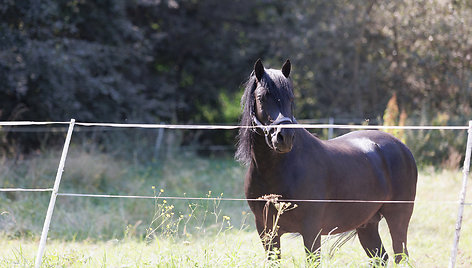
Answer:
[236, 59, 417, 264]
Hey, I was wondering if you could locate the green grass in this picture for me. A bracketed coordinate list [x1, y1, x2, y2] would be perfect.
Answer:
[1, 148, 472, 267]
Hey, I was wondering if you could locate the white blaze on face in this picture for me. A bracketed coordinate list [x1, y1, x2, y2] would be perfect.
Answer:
[349, 138, 377, 153]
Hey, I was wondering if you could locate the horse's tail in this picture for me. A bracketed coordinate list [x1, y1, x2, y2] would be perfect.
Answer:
[286, 229, 358, 257]
[328, 230, 358, 257]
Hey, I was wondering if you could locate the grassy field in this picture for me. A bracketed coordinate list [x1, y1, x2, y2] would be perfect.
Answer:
[1, 147, 472, 267]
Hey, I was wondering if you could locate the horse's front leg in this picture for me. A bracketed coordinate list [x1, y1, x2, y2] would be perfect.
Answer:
[256, 217, 281, 260]
[302, 227, 322, 265]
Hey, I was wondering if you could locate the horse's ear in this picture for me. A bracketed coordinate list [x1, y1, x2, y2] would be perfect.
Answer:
[254, 58, 265, 81]
[281, 59, 291, 78]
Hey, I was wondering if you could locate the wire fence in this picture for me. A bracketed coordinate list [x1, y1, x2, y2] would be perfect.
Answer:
[55, 193, 472, 205]
[0, 120, 471, 268]
[0, 188, 53, 192]
[1, 120, 471, 205]
[2, 189, 470, 205]
[1, 120, 469, 129]
[1, 120, 469, 205]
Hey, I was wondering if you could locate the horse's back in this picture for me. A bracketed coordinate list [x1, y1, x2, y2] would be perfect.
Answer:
[325, 130, 417, 200]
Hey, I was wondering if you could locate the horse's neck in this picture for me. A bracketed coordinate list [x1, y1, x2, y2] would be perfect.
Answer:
[250, 128, 324, 172]
[250, 133, 285, 172]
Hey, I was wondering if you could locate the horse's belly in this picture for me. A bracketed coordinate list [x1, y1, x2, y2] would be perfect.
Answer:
[320, 203, 382, 234]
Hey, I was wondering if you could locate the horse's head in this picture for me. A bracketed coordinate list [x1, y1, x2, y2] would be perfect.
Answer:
[251, 59, 296, 153]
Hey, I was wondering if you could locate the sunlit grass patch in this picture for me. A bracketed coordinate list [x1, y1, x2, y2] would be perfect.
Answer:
[1, 149, 472, 266]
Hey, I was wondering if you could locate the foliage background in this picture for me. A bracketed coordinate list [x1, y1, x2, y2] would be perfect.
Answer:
[1, 2, 472, 265]
[1, 0, 472, 165]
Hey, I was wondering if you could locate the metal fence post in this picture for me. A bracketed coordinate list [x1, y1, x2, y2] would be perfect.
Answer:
[448, 120, 472, 268]
[35, 119, 75, 268]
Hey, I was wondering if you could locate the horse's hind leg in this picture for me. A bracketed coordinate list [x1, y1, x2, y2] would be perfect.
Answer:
[357, 221, 388, 265]
[381, 203, 414, 264]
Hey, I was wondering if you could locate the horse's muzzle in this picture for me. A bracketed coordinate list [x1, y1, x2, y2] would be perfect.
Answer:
[271, 126, 295, 153]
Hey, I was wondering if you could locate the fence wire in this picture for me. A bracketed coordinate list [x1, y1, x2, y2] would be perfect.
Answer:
[1, 120, 470, 206]
[55, 192, 472, 205]
[0, 188, 53, 192]
[0, 121, 469, 130]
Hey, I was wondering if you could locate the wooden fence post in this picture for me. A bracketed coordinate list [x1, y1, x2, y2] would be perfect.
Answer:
[154, 122, 165, 160]
[328, 117, 334, 139]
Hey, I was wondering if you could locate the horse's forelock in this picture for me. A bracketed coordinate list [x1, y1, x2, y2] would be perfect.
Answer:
[264, 69, 294, 103]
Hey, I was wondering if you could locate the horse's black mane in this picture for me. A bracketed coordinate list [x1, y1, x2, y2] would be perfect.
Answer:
[235, 74, 257, 165]
[235, 69, 293, 165]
